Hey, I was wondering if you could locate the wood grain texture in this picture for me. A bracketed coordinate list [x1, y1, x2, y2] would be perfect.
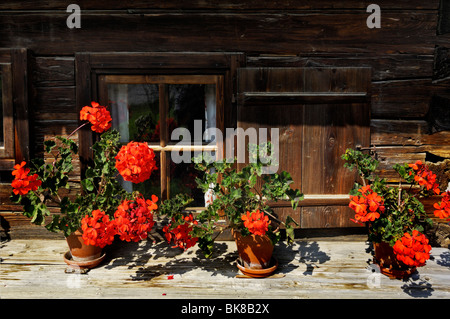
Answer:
[0, 1, 448, 234]
[0, 0, 440, 10]
[237, 68, 370, 228]
[0, 12, 438, 56]
[1, 238, 450, 299]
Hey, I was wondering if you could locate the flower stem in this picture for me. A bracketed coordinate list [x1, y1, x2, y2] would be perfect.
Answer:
[67, 122, 88, 139]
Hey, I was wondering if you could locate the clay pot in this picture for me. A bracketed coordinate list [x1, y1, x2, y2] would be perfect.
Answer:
[233, 230, 274, 269]
[373, 241, 416, 279]
[64, 229, 105, 269]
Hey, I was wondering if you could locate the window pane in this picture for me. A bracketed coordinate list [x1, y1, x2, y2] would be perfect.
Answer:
[0, 71, 3, 147]
[168, 84, 216, 144]
[105, 79, 218, 207]
[168, 157, 206, 207]
[107, 83, 160, 143]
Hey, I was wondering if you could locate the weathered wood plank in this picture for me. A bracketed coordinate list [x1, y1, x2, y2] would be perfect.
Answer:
[371, 79, 432, 118]
[371, 119, 428, 146]
[0, 0, 439, 10]
[374, 146, 427, 181]
[33, 57, 75, 87]
[1, 239, 450, 299]
[371, 119, 450, 148]
[34, 86, 76, 114]
[301, 206, 357, 228]
[247, 54, 435, 81]
[0, 12, 438, 55]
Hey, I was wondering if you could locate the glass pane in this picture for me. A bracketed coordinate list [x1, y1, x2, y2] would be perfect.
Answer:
[107, 83, 160, 143]
[0, 71, 3, 148]
[168, 157, 206, 207]
[106, 80, 218, 207]
[168, 84, 216, 144]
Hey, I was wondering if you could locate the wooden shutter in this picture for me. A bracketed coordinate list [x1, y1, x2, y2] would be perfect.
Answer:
[0, 48, 29, 169]
[237, 67, 371, 228]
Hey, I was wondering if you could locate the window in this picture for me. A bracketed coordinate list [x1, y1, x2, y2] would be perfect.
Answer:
[0, 48, 29, 171]
[76, 52, 244, 207]
[99, 75, 224, 206]
[0, 65, 13, 160]
[0, 70, 3, 146]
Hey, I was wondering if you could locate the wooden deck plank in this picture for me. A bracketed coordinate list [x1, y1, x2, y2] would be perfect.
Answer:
[1, 238, 450, 299]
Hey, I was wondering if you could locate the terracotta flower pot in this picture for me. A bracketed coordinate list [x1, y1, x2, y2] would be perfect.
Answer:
[373, 241, 416, 279]
[233, 230, 274, 269]
[64, 229, 105, 269]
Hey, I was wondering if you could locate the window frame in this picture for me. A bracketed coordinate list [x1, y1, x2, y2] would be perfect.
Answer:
[0, 63, 14, 159]
[75, 52, 245, 198]
[0, 48, 30, 170]
[98, 74, 225, 201]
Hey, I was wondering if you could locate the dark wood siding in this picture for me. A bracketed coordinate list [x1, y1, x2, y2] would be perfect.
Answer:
[1, 0, 449, 237]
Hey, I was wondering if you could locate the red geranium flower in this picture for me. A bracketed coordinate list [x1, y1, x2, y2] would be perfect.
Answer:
[408, 160, 441, 195]
[11, 161, 42, 195]
[80, 101, 112, 133]
[113, 194, 158, 242]
[241, 209, 270, 236]
[163, 213, 198, 250]
[115, 141, 157, 183]
[434, 191, 450, 220]
[393, 230, 432, 267]
[349, 185, 385, 225]
[81, 209, 116, 248]
[349, 196, 367, 216]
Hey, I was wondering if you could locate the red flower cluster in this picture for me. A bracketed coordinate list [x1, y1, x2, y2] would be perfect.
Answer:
[393, 230, 432, 267]
[408, 160, 441, 195]
[241, 209, 270, 236]
[11, 161, 42, 196]
[434, 191, 450, 220]
[349, 185, 385, 225]
[80, 101, 112, 133]
[81, 195, 158, 247]
[81, 210, 116, 248]
[163, 213, 199, 250]
[115, 141, 157, 183]
[114, 195, 158, 242]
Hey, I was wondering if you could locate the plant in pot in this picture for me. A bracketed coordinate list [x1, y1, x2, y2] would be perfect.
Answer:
[10, 102, 159, 269]
[159, 143, 304, 277]
[342, 148, 450, 279]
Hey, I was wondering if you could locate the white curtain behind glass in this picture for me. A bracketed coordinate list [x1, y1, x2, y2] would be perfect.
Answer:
[204, 84, 216, 143]
[108, 84, 129, 144]
[108, 83, 132, 192]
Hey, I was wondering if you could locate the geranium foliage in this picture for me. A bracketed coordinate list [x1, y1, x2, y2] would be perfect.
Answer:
[342, 148, 448, 268]
[159, 143, 304, 258]
[11, 102, 159, 247]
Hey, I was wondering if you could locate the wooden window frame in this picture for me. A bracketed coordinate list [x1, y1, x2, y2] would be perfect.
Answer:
[98, 74, 225, 201]
[0, 48, 30, 170]
[75, 52, 245, 185]
[0, 64, 14, 159]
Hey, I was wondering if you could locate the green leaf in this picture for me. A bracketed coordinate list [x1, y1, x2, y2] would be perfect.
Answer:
[198, 235, 215, 258]
[81, 178, 95, 192]
[43, 140, 56, 153]
[284, 216, 299, 245]
[286, 189, 304, 210]
[285, 224, 295, 245]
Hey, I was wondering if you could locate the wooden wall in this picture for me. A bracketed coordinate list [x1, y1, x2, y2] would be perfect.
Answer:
[1, 0, 449, 238]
